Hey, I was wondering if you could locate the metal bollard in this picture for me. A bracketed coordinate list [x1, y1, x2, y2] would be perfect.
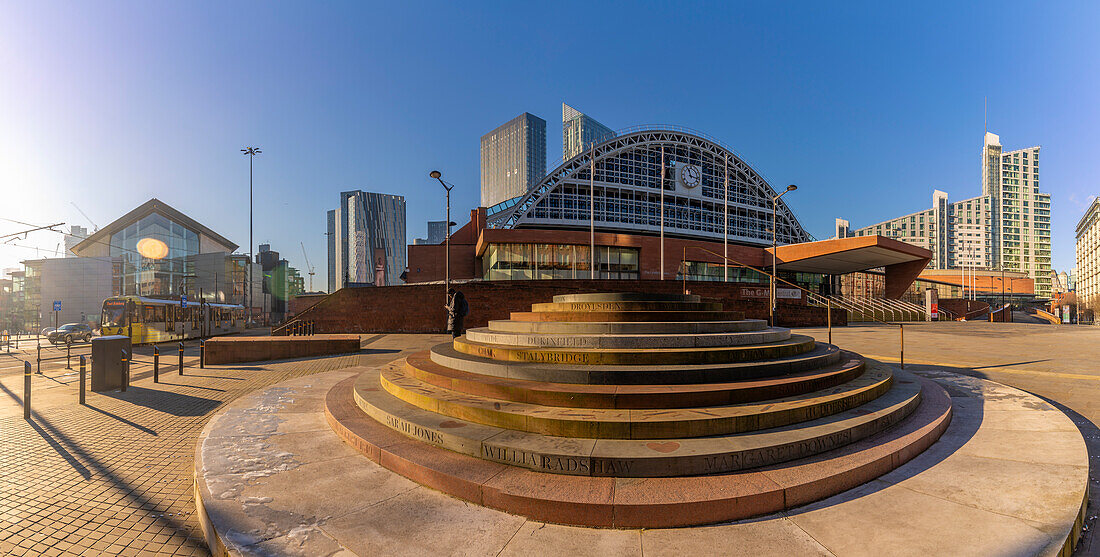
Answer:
[153, 345, 159, 383]
[121, 349, 128, 392]
[899, 324, 905, 369]
[199, 339, 205, 369]
[79, 355, 86, 405]
[36, 343, 41, 374]
[178, 342, 184, 376]
[24, 361, 31, 419]
[66, 341, 72, 370]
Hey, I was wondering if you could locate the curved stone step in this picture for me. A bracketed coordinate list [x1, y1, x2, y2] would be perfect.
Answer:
[453, 335, 817, 366]
[429, 342, 844, 385]
[464, 326, 792, 349]
[403, 350, 867, 409]
[552, 292, 702, 303]
[530, 301, 724, 313]
[325, 371, 952, 527]
[510, 310, 745, 323]
[404, 352, 866, 409]
[487, 319, 768, 335]
[376, 361, 895, 439]
[354, 362, 919, 475]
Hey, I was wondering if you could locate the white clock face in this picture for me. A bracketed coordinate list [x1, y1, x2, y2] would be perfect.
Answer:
[681, 165, 701, 188]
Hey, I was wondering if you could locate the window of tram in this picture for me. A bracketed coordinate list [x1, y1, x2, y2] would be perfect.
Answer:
[102, 301, 127, 327]
[483, 243, 638, 280]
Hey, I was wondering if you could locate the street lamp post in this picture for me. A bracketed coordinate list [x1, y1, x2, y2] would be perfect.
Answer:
[430, 171, 455, 301]
[241, 147, 261, 326]
[771, 185, 798, 326]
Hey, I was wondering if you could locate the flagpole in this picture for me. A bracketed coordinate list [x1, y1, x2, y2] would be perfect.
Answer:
[660, 144, 665, 280]
[724, 155, 729, 282]
[590, 142, 596, 280]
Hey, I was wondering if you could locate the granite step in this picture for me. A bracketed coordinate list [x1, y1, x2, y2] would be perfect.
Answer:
[487, 319, 768, 335]
[429, 342, 844, 385]
[377, 361, 894, 439]
[453, 335, 817, 366]
[354, 362, 919, 476]
[326, 370, 952, 527]
[551, 292, 702, 303]
[403, 350, 866, 409]
[529, 301, 724, 313]
[509, 310, 745, 323]
[464, 326, 792, 349]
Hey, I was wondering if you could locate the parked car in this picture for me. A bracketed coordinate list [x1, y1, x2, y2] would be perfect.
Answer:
[40, 327, 56, 337]
[48, 323, 94, 344]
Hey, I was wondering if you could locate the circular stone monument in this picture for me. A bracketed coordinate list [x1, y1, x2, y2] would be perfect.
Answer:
[326, 292, 955, 527]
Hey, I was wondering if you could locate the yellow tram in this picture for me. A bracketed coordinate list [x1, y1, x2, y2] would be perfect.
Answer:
[100, 296, 246, 344]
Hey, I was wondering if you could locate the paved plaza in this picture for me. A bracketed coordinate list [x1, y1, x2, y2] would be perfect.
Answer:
[0, 334, 448, 556]
[0, 323, 1096, 556]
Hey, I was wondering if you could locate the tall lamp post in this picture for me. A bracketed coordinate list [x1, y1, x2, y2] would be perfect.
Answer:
[241, 147, 261, 326]
[429, 171, 455, 300]
[771, 184, 798, 326]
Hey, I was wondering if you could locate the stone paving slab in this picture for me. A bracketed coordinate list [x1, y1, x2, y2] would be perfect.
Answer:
[194, 368, 1086, 556]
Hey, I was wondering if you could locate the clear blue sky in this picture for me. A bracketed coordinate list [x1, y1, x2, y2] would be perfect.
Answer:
[3, 1, 1098, 289]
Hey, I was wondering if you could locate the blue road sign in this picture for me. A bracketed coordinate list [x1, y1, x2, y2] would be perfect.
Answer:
[181, 295, 188, 309]
[53, 301, 62, 311]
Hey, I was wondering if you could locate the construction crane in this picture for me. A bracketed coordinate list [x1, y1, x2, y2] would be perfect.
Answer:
[70, 202, 99, 232]
[300, 242, 316, 292]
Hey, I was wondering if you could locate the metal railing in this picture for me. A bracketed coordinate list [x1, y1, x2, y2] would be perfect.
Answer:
[680, 246, 905, 368]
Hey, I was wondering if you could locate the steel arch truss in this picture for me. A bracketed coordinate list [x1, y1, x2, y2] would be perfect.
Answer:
[487, 129, 812, 246]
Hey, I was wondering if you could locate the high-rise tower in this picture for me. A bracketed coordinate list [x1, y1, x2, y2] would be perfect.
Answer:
[480, 113, 547, 207]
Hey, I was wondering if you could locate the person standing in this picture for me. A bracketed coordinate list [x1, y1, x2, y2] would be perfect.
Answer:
[445, 288, 469, 338]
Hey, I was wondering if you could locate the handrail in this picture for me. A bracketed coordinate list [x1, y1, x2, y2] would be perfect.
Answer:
[680, 246, 904, 367]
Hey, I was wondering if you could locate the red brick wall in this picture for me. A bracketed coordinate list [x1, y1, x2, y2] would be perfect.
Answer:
[287, 280, 846, 334]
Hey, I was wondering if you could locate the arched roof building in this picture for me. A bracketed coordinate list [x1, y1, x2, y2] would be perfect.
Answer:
[488, 127, 811, 247]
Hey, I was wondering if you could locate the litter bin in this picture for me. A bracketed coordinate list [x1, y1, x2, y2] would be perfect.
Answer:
[91, 335, 130, 391]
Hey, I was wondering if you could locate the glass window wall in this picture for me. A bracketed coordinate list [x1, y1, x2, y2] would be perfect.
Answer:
[110, 213, 200, 297]
[484, 243, 638, 280]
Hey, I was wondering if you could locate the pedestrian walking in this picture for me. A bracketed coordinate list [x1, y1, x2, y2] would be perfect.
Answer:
[445, 288, 469, 338]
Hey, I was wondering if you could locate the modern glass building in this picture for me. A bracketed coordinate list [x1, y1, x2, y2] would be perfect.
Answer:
[328, 190, 406, 289]
[480, 112, 547, 207]
[839, 132, 1052, 297]
[562, 103, 615, 160]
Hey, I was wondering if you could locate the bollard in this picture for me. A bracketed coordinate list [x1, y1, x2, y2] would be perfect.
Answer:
[899, 324, 905, 369]
[153, 345, 159, 383]
[178, 342, 184, 376]
[66, 341, 72, 370]
[24, 361, 31, 419]
[79, 355, 86, 405]
[36, 344, 41, 374]
[827, 303, 832, 346]
[121, 349, 128, 392]
[200, 339, 205, 369]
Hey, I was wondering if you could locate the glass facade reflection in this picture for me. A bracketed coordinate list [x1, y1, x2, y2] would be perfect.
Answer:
[110, 213, 199, 296]
[484, 243, 639, 281]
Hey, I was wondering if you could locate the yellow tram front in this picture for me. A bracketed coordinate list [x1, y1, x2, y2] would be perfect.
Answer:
[100, 296, 245, 344]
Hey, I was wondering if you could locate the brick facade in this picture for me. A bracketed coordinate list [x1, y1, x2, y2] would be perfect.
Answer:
[287, 280, 846, 334]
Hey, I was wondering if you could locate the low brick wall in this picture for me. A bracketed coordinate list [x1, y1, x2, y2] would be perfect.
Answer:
[285, 280, 847, 334]
[203, 335, 361, 365]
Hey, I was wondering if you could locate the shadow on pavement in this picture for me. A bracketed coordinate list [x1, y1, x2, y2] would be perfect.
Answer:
[26, 419, 92, 480]
[82, 404, 159, 436]
[101, 386, 221, 417]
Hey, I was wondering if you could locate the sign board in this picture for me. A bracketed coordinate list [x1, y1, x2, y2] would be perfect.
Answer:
[53, 301, 62, 311]
[739, 287, 801, 300]
[925, 287, 939, 321]
[181, 295, 188, 309]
